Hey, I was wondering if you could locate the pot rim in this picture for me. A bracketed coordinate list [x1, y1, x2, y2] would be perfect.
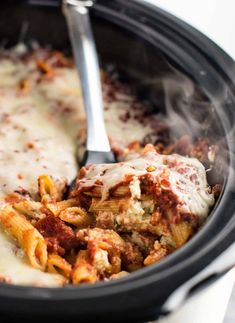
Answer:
[0, 0, 234, 317]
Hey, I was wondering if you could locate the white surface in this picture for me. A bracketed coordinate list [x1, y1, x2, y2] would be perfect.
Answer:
[157, 268, 235, 323]
[144, 0, 235, 60]
[224, 289, 235, 323]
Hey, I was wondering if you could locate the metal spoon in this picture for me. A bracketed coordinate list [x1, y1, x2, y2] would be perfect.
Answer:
[63, 0, 115, 166]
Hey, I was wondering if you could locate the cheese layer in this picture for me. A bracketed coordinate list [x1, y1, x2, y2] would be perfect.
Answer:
[77, 149, 214, 219]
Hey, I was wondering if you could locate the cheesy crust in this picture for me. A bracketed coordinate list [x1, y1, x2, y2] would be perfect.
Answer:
[0, 47, 218, 286]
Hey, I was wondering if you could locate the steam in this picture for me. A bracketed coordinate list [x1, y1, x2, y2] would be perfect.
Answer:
[162, 74, 203, 140]
[127, 58, 235, 191]
[157, 69, 235, 190]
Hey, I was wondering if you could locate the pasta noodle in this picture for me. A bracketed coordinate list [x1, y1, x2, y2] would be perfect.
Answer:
[0, 206, 47, 271]
[72, 251, 98, 284]
[58, 207, 93, 227]
[89, 198, 132, 213]
[47, 254, 72, 279]
[109, 271, 129, 280]
[38, 175, 60, 202]
[170, 221, 193, 247]
[84, 185, 130, 198]
[13, 200, 45, 220]
[45, 198, 80, 216]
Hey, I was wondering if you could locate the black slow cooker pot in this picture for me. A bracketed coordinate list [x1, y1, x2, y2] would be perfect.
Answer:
[0, 0, 235, 322]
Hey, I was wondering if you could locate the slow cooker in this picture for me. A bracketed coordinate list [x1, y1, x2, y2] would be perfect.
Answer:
[0, 0, 235, 322]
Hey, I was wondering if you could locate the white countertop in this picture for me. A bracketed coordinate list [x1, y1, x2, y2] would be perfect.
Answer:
[142, 1, 235, 323]
[145, 0, 235, 61]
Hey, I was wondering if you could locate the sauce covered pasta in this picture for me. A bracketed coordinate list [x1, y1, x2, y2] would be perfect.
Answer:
[0, 46, 219, 286]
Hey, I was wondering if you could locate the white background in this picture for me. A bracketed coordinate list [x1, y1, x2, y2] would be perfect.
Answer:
[145, 0, 235, 60]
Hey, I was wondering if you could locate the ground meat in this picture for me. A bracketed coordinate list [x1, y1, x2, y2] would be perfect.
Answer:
[121, 241, 143, 272]
[212, 183, 222, 199]
[35, 214, 78, 252]
[45, 237, 65, 255]
[130, 232, 156, 255]
[77, 228, 124, 251]
[69, 191, 91, 210]
[96, 211, 115, 229]
[77, 228, 125, 275]
[190, 138, 211, 164]
[144, 241, 167, 266]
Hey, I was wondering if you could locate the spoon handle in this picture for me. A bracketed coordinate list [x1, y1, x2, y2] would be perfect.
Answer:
[64, 0, 111, 152]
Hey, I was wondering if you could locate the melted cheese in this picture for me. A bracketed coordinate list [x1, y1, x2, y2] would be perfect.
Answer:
[0, 50, 160, 286]
[0, 227, 65, 286]
[104, 100, 156, 152]
[0, 55, 159, 198]
[78, 150, 214, 219]
[0, 48, 213, 286]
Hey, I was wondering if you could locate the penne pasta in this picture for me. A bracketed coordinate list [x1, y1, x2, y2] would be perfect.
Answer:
[112, 185, 130, 197]
[38, 175, 60, 202]
[72, 250, 98, 284]
[13, 200, 45, 220]
[45, 198, 80, 216]
[89, 198, 131, 213]
[84, 185, 130, 198]
[109, 271, 129, 280]
[83, 186, 102, 197]
[58, 207, 93, 227]
[144, 241, 167, 266]
[0, 206, 47, 271]
[47, 254, 72, 279]
[170, 221, 193, 247]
